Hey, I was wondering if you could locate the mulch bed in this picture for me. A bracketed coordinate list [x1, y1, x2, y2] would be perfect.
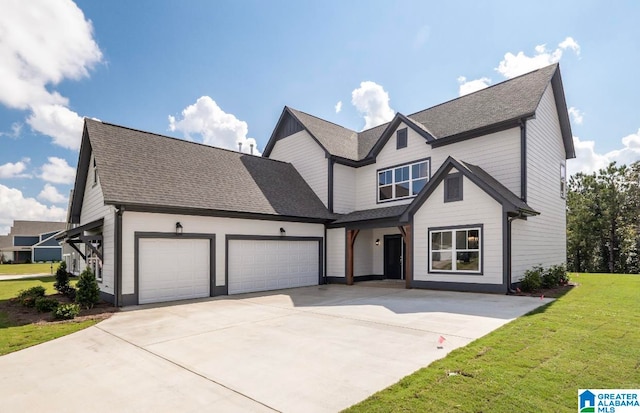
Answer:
[0, 294, 118, 326]
[514, 282, 577, 299]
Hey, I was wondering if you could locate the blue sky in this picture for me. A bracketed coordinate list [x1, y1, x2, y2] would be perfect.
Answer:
[1, 0, 639, 234]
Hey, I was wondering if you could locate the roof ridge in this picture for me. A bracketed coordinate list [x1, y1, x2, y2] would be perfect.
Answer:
[287, 106, 357, 134]
[407, 64, 558, 119]
[88, 119, 294, 167]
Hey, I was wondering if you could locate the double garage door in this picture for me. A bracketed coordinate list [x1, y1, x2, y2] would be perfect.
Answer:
[138, 238, 319, 304]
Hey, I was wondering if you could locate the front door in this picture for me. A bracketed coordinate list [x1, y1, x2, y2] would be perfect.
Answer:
[384, 235, 404, 279]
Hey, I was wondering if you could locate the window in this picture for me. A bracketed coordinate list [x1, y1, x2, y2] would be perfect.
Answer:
[378, 160, 429, 201]
[560, 164, 566, 198]
[429, 227, 481, 273]
[93, 158, 98, 186]
[396, 128, 407, 149]
[444, 173, 463, 202]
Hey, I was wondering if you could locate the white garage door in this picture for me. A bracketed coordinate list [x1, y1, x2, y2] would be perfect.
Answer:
[139, 238, 210, 304]
[228, 239, 319, 294]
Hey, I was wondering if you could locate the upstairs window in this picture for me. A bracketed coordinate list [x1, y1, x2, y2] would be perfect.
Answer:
[396, 128, 408, 149]
[378, 159, 429, 202]
[560, 164, 566, 199]
[444, 173, 463, 202]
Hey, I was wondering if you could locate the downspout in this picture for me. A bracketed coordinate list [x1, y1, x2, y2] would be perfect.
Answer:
[114, 206, 123, 307]
[520, 119, 527, 202]
[323, 226, 328, 285]
[506, 216, 516, 294]
[327, 157, 334, 213]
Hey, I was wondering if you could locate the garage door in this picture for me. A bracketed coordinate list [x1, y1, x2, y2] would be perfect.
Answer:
[228, 239, 319, 294]
[139, 238, 210, 304]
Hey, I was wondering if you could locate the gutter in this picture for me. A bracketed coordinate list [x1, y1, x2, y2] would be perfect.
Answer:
[114, 206, 123, 307]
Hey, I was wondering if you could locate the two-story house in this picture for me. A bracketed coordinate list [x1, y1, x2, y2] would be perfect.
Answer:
[59, 63, 574, 306]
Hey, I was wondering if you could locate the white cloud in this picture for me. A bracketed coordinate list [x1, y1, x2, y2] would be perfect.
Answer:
[27, 104, 85, 150]
[568, 107, 584, 125]
[0, 123, 22, 139]
[351, 81, 395, 130]
[39, 157, 76, 184]
[569, 130, 640, 176]
[0, 0, 101, 148]
[496, 36, 580, 79]
[37, 183, 68, 204]
[0, 160, 30, 179]
[457, 76, 492, 96]
[335, 101, 343, 113]
[0, 184, 66, 235]
[168, 96, 261, 155]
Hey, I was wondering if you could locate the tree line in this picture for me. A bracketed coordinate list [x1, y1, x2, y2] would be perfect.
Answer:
[567, 161, 640, 274]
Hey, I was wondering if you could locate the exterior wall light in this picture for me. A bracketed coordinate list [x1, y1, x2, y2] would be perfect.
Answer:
[280, 227, 286, 236]
[175, 222, 183, 235]
[375, 239, 380, 246]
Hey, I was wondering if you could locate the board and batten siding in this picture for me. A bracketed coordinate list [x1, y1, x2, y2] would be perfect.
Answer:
[412, 172, 503, 284]
[269, 130, 329, 207]
[333, 163, 356, 214]
[431, 127, 521, 197]
[511, 86, 567, 281]
[120, 211, 324, 295]
[355, 125, 431, 210]
[79, 154, 115, 296]
[326, 228, 345, 278]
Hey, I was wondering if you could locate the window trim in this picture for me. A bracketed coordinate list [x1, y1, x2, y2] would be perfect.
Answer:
[376, 158, 431, 203]
[428, 224, 483, 275]
[560, 163, 566, 199]
[444, 172, 463, 202]
[396, 128, 408, 149]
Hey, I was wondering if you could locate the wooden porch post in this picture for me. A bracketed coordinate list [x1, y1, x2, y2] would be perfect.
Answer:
[346, 229, 360, 286]
[398, 225, 412, 289]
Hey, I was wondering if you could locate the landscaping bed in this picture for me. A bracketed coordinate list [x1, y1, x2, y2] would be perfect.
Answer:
[0, 294, 116, 326]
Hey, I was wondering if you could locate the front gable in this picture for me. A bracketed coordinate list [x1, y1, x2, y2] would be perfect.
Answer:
[69, 124, 94, 224]
[365, 113, 435, 160]
[263, 108, 305, 156]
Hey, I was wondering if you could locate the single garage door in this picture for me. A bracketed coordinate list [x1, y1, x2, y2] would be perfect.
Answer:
[139, 238, 210, 304]
[228, 239, 319, 294]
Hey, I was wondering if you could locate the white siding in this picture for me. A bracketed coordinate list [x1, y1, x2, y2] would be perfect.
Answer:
[79, 154, 115, 296]
[333, 163, 356, 213]
[354, 122, 521, 211]
[269, 130, 328, 207]
[412, 172, 503, 284]
[431, 127, 521, 197]
[511, 86, 567, 280]
[120, 212, 324, 295]
[326, 228, 345, 278]
[353, 229, 373, 276]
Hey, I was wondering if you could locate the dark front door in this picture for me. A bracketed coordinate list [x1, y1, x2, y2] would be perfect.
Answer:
[384, 235, 404, 279]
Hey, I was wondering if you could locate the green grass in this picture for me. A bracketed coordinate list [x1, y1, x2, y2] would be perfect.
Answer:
[0, 276, 96, 356]
[344, 274, 640, 413]
[0, 263, 58, 275]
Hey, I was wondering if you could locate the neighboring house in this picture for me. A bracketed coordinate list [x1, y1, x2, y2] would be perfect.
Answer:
[59, 63, 574, 306]
[0, 221, 66, 263]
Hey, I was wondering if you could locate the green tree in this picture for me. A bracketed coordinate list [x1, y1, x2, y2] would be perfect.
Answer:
[76, 267, 101, 309]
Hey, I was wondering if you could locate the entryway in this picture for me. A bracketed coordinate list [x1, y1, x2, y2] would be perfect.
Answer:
[383, 234, 405, 280]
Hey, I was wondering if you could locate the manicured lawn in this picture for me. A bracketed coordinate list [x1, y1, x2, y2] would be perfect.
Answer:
[0, 276, 98, 356]
[0, 263, 58, 275]
[344, 274, 640, 413]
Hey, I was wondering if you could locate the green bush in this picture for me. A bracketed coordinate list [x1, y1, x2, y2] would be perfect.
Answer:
[76, 267, 100, 309]
[54, 261, 70, 294]
[520, 265, 543, 292]
[542, 264, 568, 289]
[65, 286, 77, 301]
[17, 286, 47, 307]
[35, 297, 60, 313]
[53, 303, 80, 320]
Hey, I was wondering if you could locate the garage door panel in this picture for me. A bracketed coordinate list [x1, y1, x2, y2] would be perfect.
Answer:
[228, 239, 319, 295]
[139, 238, 210, 304]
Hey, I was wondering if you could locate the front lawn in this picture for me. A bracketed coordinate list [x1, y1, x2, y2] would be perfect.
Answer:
[0, 263, 57, 276]
[345, 273, 640, 413]
[0, 276, 113, 356]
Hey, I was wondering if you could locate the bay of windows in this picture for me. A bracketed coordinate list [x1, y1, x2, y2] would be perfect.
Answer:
[378, 160, 429, 201]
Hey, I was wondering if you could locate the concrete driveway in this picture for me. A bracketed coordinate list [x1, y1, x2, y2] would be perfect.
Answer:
[0, 285, 551, 412]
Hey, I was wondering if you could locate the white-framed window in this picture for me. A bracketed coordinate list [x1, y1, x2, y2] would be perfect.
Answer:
[378, 159, 429, 202]
[560, 163, 566, 199]
[429, 226, 481, 273]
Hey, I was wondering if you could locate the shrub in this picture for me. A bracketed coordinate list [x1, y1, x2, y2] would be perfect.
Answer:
[76, 267, 100, 309]
[17, 286, 47, 307]
[54, 261, 70, 294]
[65, 287, 77, 301]
[53, 303, 80, 320]
[520, 265, 543, 292]
[35, 297, 60, 313]
[542, 264, 568, 289]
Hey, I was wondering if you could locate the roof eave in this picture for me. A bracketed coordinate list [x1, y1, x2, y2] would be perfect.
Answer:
[430, 115, 534, 148]
[550, 67, 576, 159]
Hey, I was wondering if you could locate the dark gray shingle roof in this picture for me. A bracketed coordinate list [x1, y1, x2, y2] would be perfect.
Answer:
[283, 64, 561, 161]
[332, 204, 408, 224]
[84, 120, 332, 220]
[7, 221, 66, 236]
